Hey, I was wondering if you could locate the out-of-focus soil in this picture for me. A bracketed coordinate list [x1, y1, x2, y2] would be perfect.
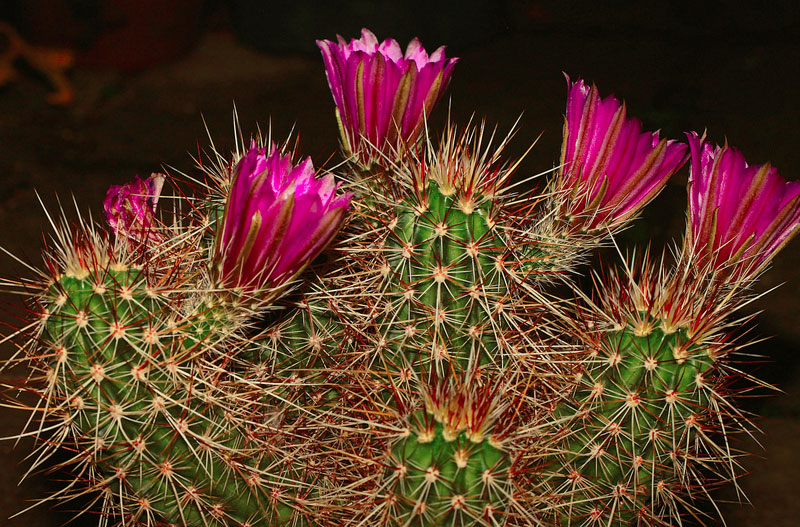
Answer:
[0, 3, 797, 525]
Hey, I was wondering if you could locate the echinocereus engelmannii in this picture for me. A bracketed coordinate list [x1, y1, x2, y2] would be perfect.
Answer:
[1, 25, 799, 527]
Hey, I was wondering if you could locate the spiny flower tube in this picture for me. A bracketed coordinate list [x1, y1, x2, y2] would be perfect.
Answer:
[556, 76, 687, 232]
[103, 172, 165, 246]
[684, 131, 800, 279]
[213, 143, 352, 294]
[317, 28, 457, 168]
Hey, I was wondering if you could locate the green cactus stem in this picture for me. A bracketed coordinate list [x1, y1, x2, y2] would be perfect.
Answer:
[40, 262, 315, 526]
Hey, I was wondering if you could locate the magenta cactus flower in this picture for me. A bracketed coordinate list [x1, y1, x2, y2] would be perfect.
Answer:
[557, 76, 688, 231]
[317, 28, 458, 167]
[104, 173, 165, 245]
[213, 143, 352, 292]
[685, 132, 800, 277]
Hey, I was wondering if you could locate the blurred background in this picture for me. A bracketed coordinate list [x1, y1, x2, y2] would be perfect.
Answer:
[0, 1, 798, 525]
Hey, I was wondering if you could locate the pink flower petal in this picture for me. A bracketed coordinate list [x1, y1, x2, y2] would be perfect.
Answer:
[317, 29, 457, 167]
[104, 173, 165, 249]
[558, 76, 688, 231]
[214, 144, 352, 292]
[685, 133, 800, 277]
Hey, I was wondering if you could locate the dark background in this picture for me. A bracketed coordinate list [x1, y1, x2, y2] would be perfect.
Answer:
[0, 1, 798, 525]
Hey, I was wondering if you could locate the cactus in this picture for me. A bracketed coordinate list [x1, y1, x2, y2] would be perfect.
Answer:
[2, 27, 799, 527]
[538, 131, 800, 527]
[381, 378, 514, 526]
[27, 223, 327, 526]
[541, 258, 739, 525]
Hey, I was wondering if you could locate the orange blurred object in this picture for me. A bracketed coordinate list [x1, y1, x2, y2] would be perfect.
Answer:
[0, 22, 75, 106]
[20, 0, 203, 73]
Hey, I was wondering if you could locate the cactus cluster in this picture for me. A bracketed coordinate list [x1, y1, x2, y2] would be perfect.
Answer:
[2, 28, 799, 527]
